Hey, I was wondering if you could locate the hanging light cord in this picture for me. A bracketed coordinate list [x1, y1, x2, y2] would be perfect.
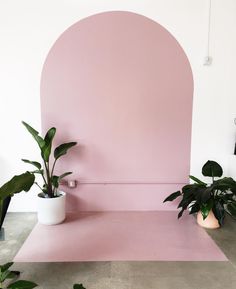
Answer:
[206, 0, 212, 57]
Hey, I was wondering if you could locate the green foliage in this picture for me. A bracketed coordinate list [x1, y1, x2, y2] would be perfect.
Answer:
[22, 121, 77, 198]
[21, 122, 45, 150]
[21, 160, 41, 170]
[7, 280, 37, 289]
[202, 160, 223, 178]
[0, 172, 35, 219]
[163, 191, 181, 202]
[54, 142, 77, 160]
[163, 160, 236, 226]
[226, 202, 236, 218]
[73, 284, 86, 289]
[0, 263, 86, 289]
[0, 262, 37, 289]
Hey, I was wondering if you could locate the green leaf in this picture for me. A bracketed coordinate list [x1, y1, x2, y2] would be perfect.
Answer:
[59, 172, 72, 180]
[226, 202, 236, 218]
[213, 177, 236, 192]
[193, 186, 207, 203]
[200, 187, 212, 203]
[0, 199, 3, 222]
[8, 280, 38, 289]
[177, 195, 195, 210]
[54, 142, 77, 160]
[200, 199, 214, 220]
[0, 270, 12, 282]
[0, 172, 35, 202]
[22, 121, 45, 150]
[182, 184, 204, 198]
[189, 202, 200, 214]
[202, 160, 223, 178]
[212, 202, 225, 226]
[73, 284, 86, 289]
[189, 175, 207, 185]
[22, 159, 41, 170]
[51, 176, 59, 189]
[6, 271, 20, 279]
[178, 208, 185, 219]
[30, 170, 44, 175]
[51, 172, 72, 190]
[163, 191, 181, 202]
[42, 127, 56, 162]
[0, 262, 13, 273]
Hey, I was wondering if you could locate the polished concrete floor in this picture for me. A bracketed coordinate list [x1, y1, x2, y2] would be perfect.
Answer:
[1, 213, 236, 289]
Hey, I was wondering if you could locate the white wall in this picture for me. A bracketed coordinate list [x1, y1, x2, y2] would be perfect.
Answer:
[0, 0, 236, 211]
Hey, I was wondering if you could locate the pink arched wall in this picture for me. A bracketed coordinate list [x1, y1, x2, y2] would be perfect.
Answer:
[40, 11, 193, 211]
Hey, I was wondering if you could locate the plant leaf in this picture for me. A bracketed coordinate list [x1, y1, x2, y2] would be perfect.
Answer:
[213, 177, 236, 192]
[189, 202, 200, 214]
[212, 202, 225, 226]
[226, 202, 236, 218]
[163, 191, 181, 202]
[42, 127, 56, 162]
[59, 172, 72, 180]
[7, 280, 38, 289]
[6, 271, 20, 279]
[51, 176, 59, 189]
[200, 187, 212, 203]
[30, 170, 44, 175]
[22, 121, 45, 149]
[0, 270, 12, 282]
[178, 208, 185, 219]
[202, 160, 223, 178]
[21, 159, 41, 170]
[73, 284, 86, 289]
[200, 199, 214, 220]
[189, 175, 207, 185]
[0, 262, 13, 273]
[54, 142, 77, 160]
[0, 172, 35, 201]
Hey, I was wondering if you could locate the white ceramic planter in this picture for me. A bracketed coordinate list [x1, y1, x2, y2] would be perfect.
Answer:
[37, 191, 66, 225]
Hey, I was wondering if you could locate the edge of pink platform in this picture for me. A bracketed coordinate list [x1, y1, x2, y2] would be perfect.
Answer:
[14, 211, 228, 262]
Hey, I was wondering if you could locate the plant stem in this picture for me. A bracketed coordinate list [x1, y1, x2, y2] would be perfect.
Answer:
[50, 159, 57, 179]
[34, 182, 43, 191]
[44, 160, 53, 197]
[40, 171, 47, 188]
[51, 159, 58, 197]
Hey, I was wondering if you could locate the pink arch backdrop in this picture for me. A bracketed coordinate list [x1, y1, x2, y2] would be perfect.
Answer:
[40, 11, 193, 211]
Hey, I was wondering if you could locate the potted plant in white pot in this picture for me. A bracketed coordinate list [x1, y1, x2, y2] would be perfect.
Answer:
[22, 121, 77, 225]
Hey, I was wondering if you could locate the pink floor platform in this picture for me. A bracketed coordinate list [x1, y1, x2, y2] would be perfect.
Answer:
[14, 211, 227, 262]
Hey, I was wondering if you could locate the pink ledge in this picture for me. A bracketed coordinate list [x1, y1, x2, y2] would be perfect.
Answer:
[14, 211, 227, 262]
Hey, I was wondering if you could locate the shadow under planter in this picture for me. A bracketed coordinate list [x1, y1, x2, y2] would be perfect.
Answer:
[0, 196, 11, 240]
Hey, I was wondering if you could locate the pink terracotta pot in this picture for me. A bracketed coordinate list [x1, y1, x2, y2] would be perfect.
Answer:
[197, 210, 220, 229]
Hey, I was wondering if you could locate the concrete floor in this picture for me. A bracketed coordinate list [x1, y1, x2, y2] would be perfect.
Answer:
[1, 213, 236, 289]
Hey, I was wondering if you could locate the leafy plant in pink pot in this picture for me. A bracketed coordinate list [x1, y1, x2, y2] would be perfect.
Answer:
[164, 160, 236, 228]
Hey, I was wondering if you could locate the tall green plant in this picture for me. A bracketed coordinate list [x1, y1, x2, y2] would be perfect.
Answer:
[22, 122, 77, 198]
[163, 160, 236, 226]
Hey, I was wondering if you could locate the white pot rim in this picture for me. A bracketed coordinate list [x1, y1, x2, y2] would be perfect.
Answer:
[37, 191, 66, 200]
